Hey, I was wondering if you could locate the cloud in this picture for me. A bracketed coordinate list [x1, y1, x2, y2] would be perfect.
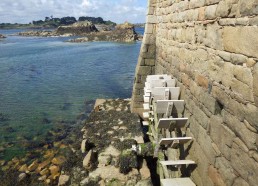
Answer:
[0, 0, 147, 24]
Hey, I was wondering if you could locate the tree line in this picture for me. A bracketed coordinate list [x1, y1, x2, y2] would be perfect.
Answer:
[32, 16, 116, 27]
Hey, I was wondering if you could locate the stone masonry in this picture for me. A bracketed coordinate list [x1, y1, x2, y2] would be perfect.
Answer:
[131, 0, 157, 114]
[132, 0, 258, 185]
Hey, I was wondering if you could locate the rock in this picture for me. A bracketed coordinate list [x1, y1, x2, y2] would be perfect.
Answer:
[208, 165, 226, 186]
[81, 139, 89, 153]
[28, 160, 39, 172]
[49, 165, 60, 180]
[38, 175, 47, 181]
[223, 26, 258, 58]
[18, 173, 27, 182]
[58, 175, 70, 186]
[37, 158, 52, 171]
[18, 164, 28, 172]
[69, 22, 139, 43]
[80, 177, 90, 185]
[52, 156, 66, 165]
[139, 160, 151, 179]
[135, 179, 153, 186]
[98, 153, 112, 167]
[40, 168, 50, 176]
[83, 150, 96, 169]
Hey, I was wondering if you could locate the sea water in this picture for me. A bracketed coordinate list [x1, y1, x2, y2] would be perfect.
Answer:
[0, 28, 144, 160]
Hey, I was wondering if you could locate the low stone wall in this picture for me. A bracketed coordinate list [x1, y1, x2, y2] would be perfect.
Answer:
[132, 0, 258, 185]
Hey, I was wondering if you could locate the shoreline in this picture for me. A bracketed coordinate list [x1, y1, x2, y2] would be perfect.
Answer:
[0, 99, 154, 186]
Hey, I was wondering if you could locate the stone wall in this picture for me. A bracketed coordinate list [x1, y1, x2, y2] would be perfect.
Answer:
[131, 0, 157, 114]
[132, 0, 258, 185]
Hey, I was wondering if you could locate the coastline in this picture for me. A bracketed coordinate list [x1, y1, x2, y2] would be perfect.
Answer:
[0, 99, 153, 186]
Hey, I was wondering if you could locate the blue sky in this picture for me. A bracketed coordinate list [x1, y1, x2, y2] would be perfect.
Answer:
[0, 0, 147, 24]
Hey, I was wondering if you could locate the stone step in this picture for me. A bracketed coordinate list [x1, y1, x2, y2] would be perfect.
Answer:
[157, 118, 188, 129]
[160, 160, 195, 166]
[142, 121, 149, 126]
[144, 95, 150, 103]
[159, 137, 192, 146]
[145, 79, 176, 90]
[152, 87, 180, 101]
[143, 112, 149, 119]
[161, 178, 196, 186]
[143, 103, 150, 110]
[146, 74, 171, 82]
[155, 100, 185, 114]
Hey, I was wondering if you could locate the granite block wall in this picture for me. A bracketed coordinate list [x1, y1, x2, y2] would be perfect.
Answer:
[132, 0, 258, 185]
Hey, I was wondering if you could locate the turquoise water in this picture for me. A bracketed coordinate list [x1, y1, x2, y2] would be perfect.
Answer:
[0, 28, 143, 159]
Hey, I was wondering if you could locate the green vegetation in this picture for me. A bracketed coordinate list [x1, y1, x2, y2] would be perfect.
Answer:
[0, 16, 116, 29]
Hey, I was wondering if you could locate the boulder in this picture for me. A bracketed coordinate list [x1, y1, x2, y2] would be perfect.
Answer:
[83, 150, 96, 169]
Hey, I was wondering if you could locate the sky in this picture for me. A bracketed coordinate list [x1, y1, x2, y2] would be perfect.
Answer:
[0, 0, 147, 24]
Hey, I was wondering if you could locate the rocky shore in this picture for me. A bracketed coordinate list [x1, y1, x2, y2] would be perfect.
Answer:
[0, 99, 154, 186]
[17, 22, 141, 42]
[69, 22, 140, 43]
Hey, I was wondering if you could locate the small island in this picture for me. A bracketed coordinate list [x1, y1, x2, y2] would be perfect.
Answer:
[17, 21, 142, 43]
[0, 34, 6, 39]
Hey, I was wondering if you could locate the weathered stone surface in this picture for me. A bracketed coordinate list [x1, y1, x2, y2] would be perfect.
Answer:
[208, 165, 226, 186]
[215, 157, 237, 186]
[222, 110, 256, 149]
[223, 26, 258, 58]
[28, 160, 39, 172]
[216, 1, 231, 18]
[58, 175, 70, 186]
[233, 177, 249, 186]
[244, 103, 258, 130]
[254, 63, 258, 106]
[137, 66, 152, 75]
[189, 0, 205, 8]
[197, 124, 217, 164]
[205, 5, 218, 20]
[83, 150, 95, 169]
[81, 139, 88, 153]
[239, 0, 258, 16]
[196, 74, 209, 89]
[210, 115, 234, 159]
[231, 142, 258, 186]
